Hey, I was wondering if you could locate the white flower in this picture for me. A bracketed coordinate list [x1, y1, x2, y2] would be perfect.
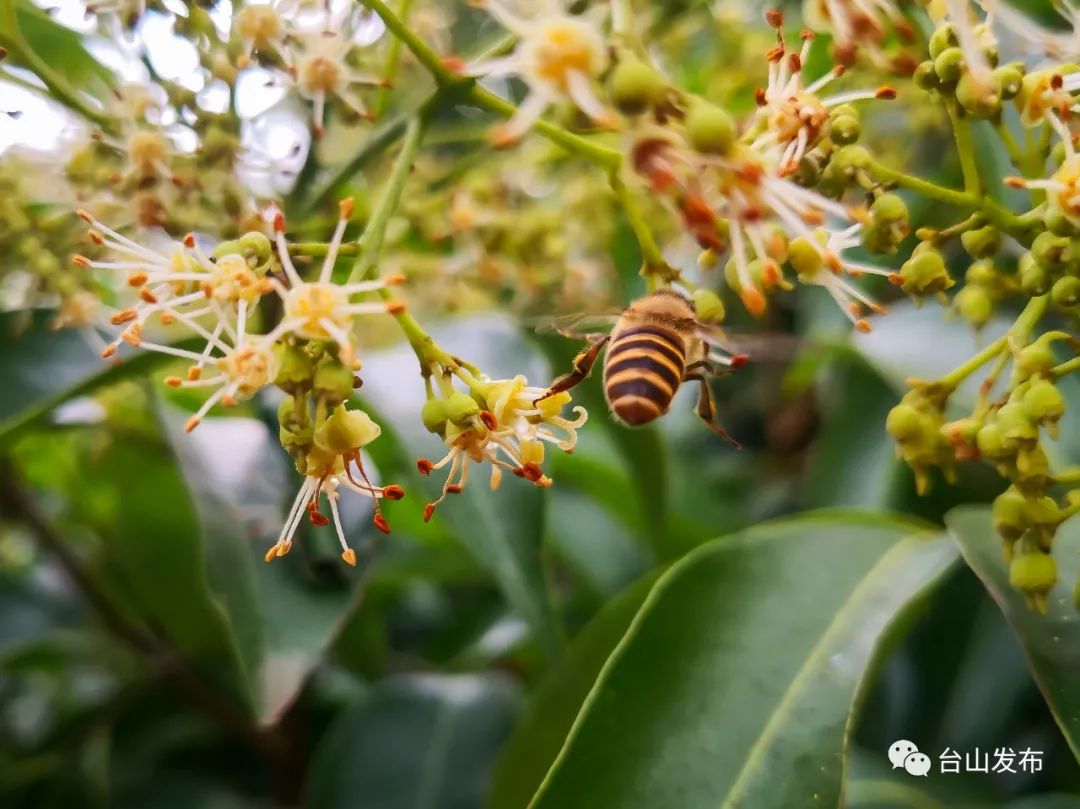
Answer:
[265, 199, 405, 366]
[1006, 112, 1080, 226]
[290, 31, 385, 136]
[465, 0, 616, 145]
[752, 13, 895, 175]
[802, 0, 912, 62]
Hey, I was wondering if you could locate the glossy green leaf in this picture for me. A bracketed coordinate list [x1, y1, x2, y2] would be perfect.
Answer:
[0, 310, 194, 446]
[488, 571, 660, 809]
[1, 1, 115, 93]
[160, 408, 385, 725]
[946, 506, 1080, 761]
[308, 674, 521, 809]
[526, 512, 958, 809]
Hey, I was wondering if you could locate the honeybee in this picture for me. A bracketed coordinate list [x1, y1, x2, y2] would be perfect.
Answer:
[535, 290, 750, 446]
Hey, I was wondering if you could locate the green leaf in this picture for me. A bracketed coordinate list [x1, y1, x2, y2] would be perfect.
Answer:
[359, 317, 563, 658]
[488, 571, 660, 809]
[1, 0, 115, 93]
[946, 506, 1080, 761]
[0, 310, 193, 446]
[160, 408, 383, 725]
[308, 674, 522, 809]
[526, 511, 958, 809]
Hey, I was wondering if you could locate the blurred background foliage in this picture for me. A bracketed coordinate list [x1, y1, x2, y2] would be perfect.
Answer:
[0, 0, 1079, 807]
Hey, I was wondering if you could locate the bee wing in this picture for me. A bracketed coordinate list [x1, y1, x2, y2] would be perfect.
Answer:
[528, 311, 621, 337]
[696, 324, 802, 364]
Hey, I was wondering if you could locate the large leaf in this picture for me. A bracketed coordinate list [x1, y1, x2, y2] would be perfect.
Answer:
[358, 315, 563, 658]
[488, 571, 660, 809]
[308, 673, 521, 809]
[947, 506, 1080, 761]
[0, 310, 192, 446]
[525, 511, 958, 809]
[160, 408, 385, 725]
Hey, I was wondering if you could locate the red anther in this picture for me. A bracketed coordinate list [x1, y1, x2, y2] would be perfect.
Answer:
[417, 458, 434, 476]
[875, 86, 897, 100]
[182, 233, 196, 248]
[100, 344, 118, 359]
[88, 230, 105, 245]
[854, 319, 872, 334]
[800, 28, 814, 41]
[787, 53, 801, 73]
[754, 87, 767, 107]
[423, 503, 436, 522]
[77, 208, 94, 224]
[1052, 73, 1064, 90]
[140, 287, 158, 304]
[446, 484, 463, 494]
[273, 211, 286, 233]
[339, 197, 355, 220]
[765, 45, 785, 63]
[127, 271, 148, 287]
[441, 55, 467, 73]
[373, 514, 391, 534]
[764, 8, 783, 28]
[888, 272, 904, 286]
[383, 484, 405, 500]
[512, 467, 526, 478]
[385, 300, 406, 314]
[479, 410, 498, 431]
[520, 462, 543, 482]
[308, 506, 329, 527]
[731, 353, 750, 369]
[384, 273, 407, 286]
[72, 254, 92, 268]
[110, 309, 137, 325]
[353, 376, 363, 389]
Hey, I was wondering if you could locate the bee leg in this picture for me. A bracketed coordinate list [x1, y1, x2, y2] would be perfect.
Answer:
[684, 359, 735, 378]
[534, 335, 610, 404]
[685, 370, 740, 448]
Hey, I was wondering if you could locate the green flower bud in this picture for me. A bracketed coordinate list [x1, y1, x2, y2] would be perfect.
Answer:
[692, 288, 726, 323]
[895, 250, 952, 295]
[1051, 275, 1080, 307]
[445, 391, 481, 425]
[787, 235, 824, 278]
[1019, 253, 1051, 296]
[1014, 444, 1050, 492]
[993, 487, 1029, 541]
[830, 115, 861, 145]
[929, 24, 957, 59]
[421, 398, 449, 434]
[314, 405, 381, 454]
[913, 60, 940, 91]
[686, 100, 736, 155]
[278, 395, 301, 431]
[965, 259, 998, 286]
[955, 284, 994, 328]
[871, 193, 908, 225]
[994, 63, 1025, 99]
[273, 341, 315, 389]
[934, 47, 964, 84]
[1017, 335, 1058, 378]
[1031, 231, 1071, 271]
[956, 71, 1002, 117]
[976, 421, 1008, 459]
[1027, 495, 1062, 527]
[831, 144, 871, 173]
[997, 401, 1038, 445]
[1043, 207, 1076, 236]
[960, 225, 1001, 258]
[886, 403, 927, 443]
[1009, 552, 1057, 594]
[1023, 378, 1065, 426]
[608, 57, 666, 115]
[313, 357, 356, 404]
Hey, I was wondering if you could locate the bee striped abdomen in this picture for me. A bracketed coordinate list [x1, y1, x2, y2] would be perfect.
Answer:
[604, 325, 686, 426]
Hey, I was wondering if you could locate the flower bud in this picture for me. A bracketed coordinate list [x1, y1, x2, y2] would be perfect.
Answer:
[933, 47, 964, 84]
[976, 421, 1008, 459]
[956, 72, 1002, 117]
[1017, 335, 1058, 378]
[829, 107, 861, 144]
[955, 284, 994, 328]
[1023, 378, 1065, 427]
[1031, 231, 1071, 272]
[313, 356, 356, 404]
[886, 403, 928, 443]
[608, 57, 666, 115]
[787, 235, 824, 278]
[960, 225, 1000, 258]
[692, 288, 725, 323]
[686, 100, 736, 155]
[870, 193, 907, 225]
[997, 401, 1038, 446]
[894, 250, 952, 295]
[1019, 254, 1051, 296]
[1051, 275, 1080, 307]
[928, 24, 957, 60]
[273, 341, 315, 389]
[913, 60, 939, 90]
[993, 487, 1029, 541]
[314, 405, 381, 453]
[421, 398, 449, 434]
[830, 144, 871, 173]
[994, 63, 1024, 99]
[1009, 551, 1057, 595]
[445, 391, 481, 425]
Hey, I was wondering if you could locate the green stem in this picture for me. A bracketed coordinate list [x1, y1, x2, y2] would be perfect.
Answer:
[349, 114, 427, 283]
[938, 295, 1049, 390]
[993, 118, 1024, 169]
[360, 0, 457, 84]
[1, 0, 112, 129]
[1052, 355, 1080, 379]
[948, 103, 981, 195]
[372, 0, 415, 119]
[609, 170, 677, 288]
[1052, 467, 1080, 486]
